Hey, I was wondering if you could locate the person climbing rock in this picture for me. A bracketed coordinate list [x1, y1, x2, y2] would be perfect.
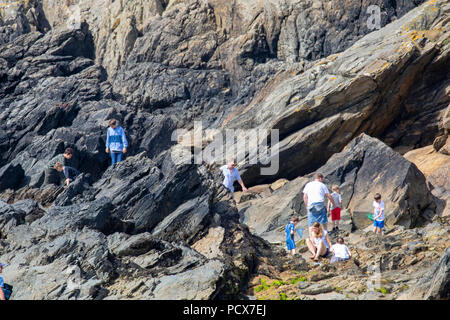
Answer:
[220, 159, 248, 194]
[303, 173, 337, 236]
[53, 162, 80, 187]
[105, 119, 128, 165]
[44, 148, 74, 186]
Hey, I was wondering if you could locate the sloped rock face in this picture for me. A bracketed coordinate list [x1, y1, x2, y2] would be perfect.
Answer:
[0, 153, 274, 299]
[221, 0, 449, 186]
[315, 134, 436, 229]
[399, 247, 449, 299]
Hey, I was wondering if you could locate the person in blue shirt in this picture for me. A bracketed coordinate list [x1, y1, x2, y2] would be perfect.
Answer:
[220, 159, 248, 193]
[0, 262, 5, 301]
[285, 216, 300, 255]
[105, 119, 128, 165]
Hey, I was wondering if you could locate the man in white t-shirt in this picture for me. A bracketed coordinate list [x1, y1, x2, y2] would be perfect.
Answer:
[303, 173, 337, 236]
[220, 159, 248, 194]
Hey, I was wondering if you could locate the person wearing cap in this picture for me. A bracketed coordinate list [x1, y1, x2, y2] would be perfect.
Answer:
[220, 159, 248, 194]
[0, 262, 5, 300]
[105, 119, 128, 165]
[44, 148, 75, 186]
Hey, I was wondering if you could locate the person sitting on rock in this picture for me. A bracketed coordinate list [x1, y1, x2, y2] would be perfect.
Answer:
[44, 148, 74, 186]
[53, 162, 79, 187]
[105, 118, 128, 165]
[306, 222, 332, 262]
[330, 237, 351, 263]
[303, 173, 337, 236]
[285, 216, 300, 255]
[220, 159, 248, 194]
[373, 193, 385, 238]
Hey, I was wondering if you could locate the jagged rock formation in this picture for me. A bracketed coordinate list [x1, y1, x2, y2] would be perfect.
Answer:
[0, 0, 448, 300]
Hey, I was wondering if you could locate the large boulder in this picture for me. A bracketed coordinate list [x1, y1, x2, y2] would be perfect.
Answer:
[239, 134, 436, 242]
[315, 134, 436, 229]
[0, 163, 25, 192]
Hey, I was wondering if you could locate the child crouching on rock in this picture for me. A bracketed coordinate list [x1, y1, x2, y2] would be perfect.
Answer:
[330, 237, 351, 263]
[285, 216, 300, 255]
[54, 162, 79, 187]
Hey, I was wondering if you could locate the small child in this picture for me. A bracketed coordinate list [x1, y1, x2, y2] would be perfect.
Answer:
[330, 237, 351, 263]
[54, 162, 80, 187]
[327, 185, 342, 232]
[285, 216, 300, 255]
[373, 193, 385, 237]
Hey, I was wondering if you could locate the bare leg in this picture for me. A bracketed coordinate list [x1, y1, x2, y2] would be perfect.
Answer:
[315, 241, 327, 261]
[323, 222, 328, 232]
[306, 239, 317, 258]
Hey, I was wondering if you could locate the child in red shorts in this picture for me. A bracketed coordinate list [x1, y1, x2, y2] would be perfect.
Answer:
[327, 185, 342, 232]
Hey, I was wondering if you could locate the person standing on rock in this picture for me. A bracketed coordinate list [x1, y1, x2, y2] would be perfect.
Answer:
[285, 216, 300, 255]
[44, 148, 74, 186]
[105, 119, 128, 165]
[327, 185, 342, 233]
[373, 193, 385, 238]
[220, 159, 248, 194]
[303, 173, 337, 236]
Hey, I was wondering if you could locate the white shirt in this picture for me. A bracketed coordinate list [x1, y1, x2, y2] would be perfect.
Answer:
[313, 230, 330, 249]
[331, 243, 350, 259]
[221, 165, 241, 193]
[303, 180, 330, 204]
[330, 192, 342, 209]
[373, 200, 385, 221]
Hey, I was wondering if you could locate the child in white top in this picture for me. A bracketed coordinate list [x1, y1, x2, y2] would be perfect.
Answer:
[330, 237, 351, 263]
[373, 193, 385, 237]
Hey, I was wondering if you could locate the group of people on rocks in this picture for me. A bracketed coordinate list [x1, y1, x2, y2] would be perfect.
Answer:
[43, 119, 128, 188]
[289, 173, 385, 262]
[218, 165, 385, 263]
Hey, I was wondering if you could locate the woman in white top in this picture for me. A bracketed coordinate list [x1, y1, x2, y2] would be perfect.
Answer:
[306, 222, 332, 262]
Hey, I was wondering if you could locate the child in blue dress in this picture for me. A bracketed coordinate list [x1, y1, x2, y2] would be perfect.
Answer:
[285, 216, 300, 255]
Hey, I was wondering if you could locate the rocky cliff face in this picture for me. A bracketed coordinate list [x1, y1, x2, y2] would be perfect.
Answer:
[0, 0, 449, 300]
